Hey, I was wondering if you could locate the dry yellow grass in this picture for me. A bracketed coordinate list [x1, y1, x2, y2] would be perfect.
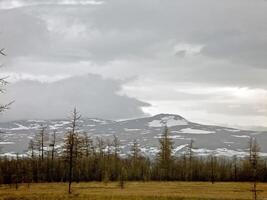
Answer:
[0, 182, 266, 200]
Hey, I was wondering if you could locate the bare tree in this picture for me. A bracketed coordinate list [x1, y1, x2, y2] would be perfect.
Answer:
[0, 48, 12, 113]
[35, 125, 47, 161]
[157, 126, 173, 180]
[249, 137, 261, 200]
[131, 139, 141, 163]
[113, 135, 120, 160]
[63, 108, 81, 194]
[28, 139, 35, 158]
[81, 132, 93, 158]
[0, 48, 6, 56]
[187, 139, 194, 181]
[50, 130, 57, 161]
[210, 154, 216, 184]
[0, 48, 13, 152]
[119, 166, 126, 189]
[233, 155, 238, 181]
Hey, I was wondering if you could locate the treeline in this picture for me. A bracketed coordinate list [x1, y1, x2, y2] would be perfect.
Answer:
[0, 109, 266, 190]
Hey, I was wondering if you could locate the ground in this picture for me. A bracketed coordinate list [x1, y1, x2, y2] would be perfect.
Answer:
[0, 182, 266, 200]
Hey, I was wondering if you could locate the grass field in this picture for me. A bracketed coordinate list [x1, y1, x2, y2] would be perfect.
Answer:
[0, 182, 266, 200]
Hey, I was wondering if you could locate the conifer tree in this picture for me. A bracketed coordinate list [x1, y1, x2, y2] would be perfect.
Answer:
[187, 139, 194, 181]
[249, 137, 260, 200]
[63, 108, 81, 194]
[157, 126, 173, 180]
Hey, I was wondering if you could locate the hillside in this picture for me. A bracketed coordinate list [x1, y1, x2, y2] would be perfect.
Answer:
[0, 114, 266, 157]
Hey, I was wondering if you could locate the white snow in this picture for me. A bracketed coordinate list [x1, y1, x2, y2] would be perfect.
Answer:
[141, 147, 160, 155]
[192, 148, 213, 154]
[0, 141, 14, 145]
[27, 120, 46, 123]
[214, 148, 247, 157]
[192, 148, 247, 157]
[224, 141, 234, 144]
[179, 128, 215, 134]
[232, 135, 250, 138]
[124, 128, 141, 131]
[149, 116, 188, 127]
[49, 125, 57, 130]
[0, 152, 27, 158]
[91, 119, 103, 123]
[90, 119, 107, 124]
[154, 135, 182, 139]
[224, 128, 240, 132]
[173, 144, 188, 153]
[10, 123, 30, 131]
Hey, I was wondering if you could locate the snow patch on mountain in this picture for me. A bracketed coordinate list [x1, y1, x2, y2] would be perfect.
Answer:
[124, 128, 141, 131]
[224, 128, 240, 132]
[0, 142, 14, 145]
[0, 114, 265, 157]
[232, 135, 250, 138]
[179, 128, 215, 134]
[10, 123, 30, 131]
[154, 135, 183, 139]
[149, 116, 188, 127]
[173, 144, 188, 153]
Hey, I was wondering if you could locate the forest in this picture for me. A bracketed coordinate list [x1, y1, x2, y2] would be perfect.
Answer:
[0, 109, 265, 195]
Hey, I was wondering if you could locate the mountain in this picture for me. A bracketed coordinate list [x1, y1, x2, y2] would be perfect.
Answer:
[0, 114, 266, 157]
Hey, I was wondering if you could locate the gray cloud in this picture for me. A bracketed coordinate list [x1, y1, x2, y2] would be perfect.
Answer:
[0, 0, 103, 9]
[1, 0, 266, 87]
[0, 0, 266, 125]
[0, 74, 149, 121]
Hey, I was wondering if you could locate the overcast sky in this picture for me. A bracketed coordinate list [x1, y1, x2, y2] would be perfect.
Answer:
[0, 0, 266, 127]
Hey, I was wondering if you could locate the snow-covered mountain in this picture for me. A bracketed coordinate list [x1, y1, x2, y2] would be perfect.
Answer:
[0, 114, 266, 157]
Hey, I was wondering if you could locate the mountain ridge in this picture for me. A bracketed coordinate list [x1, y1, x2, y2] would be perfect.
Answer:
[0, 113, 266, 157]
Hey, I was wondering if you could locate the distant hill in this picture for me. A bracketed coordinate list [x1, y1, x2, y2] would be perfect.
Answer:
[0, 114, 266, 157]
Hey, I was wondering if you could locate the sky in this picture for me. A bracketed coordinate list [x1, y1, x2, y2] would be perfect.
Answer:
[0, 0, 266, 128]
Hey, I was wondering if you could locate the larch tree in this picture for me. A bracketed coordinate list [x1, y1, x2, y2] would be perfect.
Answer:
[81, 132, 93, 158]
[130, 139, 142, 180]
[187, 139, 194, 181]
[0, 48, 12, 153]
[0, 48, 11, 112]
[28, 139, 35, 158]
[249, 137, 261, 200]
[157, 126, 174, 180]
[63, 108, 81, 194]
[50, 130, 57, 161]
[38, 125, 47, 161]
[131, 139, 141, 164]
